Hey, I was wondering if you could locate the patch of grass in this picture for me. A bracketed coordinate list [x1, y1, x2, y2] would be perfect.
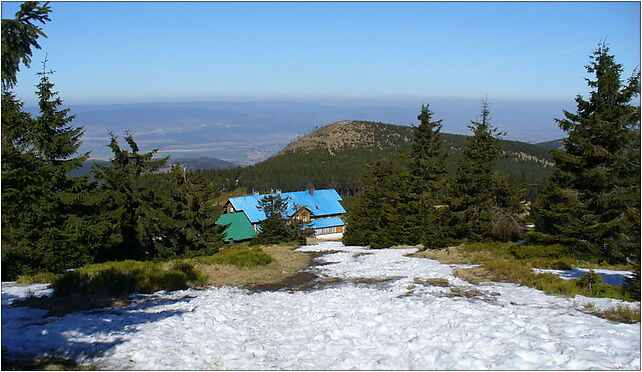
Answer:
[52, 260, 206, 297]
[16, 272, 62, 284]
[584, 303, 641, 324]
[440, 243, 635, 301]
[527, 273, 581, 297]
[409, 246, 471, 264]
[196, 244, 312, 288]
[414, 277, 450, 287]
[196, 247, 275, 268]
[509, 243, 568, 259]
[444, 288, 499, 301]
[452, 267, 491, 285]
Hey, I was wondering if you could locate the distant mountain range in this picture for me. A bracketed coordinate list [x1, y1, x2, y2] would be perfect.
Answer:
[25, 99, 571, 165]
[69, 156, 237, 178]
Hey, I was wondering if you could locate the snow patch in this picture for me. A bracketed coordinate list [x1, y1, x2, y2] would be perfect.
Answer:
[2, 242, 639, 370]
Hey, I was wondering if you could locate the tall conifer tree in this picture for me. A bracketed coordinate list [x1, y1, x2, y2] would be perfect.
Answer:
[92, 134, 167, 261]
[449, 100, 504, 241]
[531, 43, 640, 263]
[1, 63, 91, 276]
[407, 104, 451, 248]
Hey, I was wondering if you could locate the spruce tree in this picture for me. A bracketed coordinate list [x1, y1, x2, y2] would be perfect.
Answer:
[1, 65, 92, 277]
[92, 134, 167, 261]
[251, 194, 293, 245]
[407, 104, 451, 248]
[1, 1, 51, 89]
[139, 166, 226, 258]
[531, 43, 640, 263]
[342, 158, 414, 248]
[449, 100, 505, 241]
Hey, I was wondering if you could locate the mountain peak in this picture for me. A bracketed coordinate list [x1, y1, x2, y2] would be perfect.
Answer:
[278, 120, 412, 155]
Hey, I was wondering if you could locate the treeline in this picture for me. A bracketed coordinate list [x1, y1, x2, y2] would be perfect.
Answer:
[343, 43, 640, 288]
[201, 125, 553, 199]
[343, 100, 523, 249]
[1, 3, 226, 280]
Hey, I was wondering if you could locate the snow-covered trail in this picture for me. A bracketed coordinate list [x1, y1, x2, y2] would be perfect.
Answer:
[2, 241, 640, 370]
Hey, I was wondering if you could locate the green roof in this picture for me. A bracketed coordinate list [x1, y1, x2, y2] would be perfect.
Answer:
[216, 212, 256, 242]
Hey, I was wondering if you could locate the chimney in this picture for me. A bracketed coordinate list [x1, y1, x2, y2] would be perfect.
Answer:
[308, 185, 314, 195]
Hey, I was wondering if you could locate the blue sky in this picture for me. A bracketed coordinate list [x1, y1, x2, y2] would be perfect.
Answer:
[2, 1, 640, 106]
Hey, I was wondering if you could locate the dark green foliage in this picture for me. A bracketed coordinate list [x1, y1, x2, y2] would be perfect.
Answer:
[449, 100, 510, 241]
[90, 134, 168, 261]
[1, 1, 51, 89]
[250, 194, 312, 245]
[532, 43, 641, 265]
[2, 66, 93, 278]
[408, 105, 452, 249]
[342, 159, 416, 248]
[197, 247, 275, 268]
[52, 260, 207, 297]
[578, 269, 603, 295]
[509, 243, 568, 260]
[139, 165, 226, 259]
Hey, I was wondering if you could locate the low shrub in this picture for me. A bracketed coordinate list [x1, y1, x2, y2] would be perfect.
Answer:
[16, 272, 62, 284]
[52, 260, 206, 297]
[509, 244, 568, 260]
[481, 260, 534, 283]
[586, 304, 641, 324]
[196, 247, 275, 268]
[528, 273, 580, 297]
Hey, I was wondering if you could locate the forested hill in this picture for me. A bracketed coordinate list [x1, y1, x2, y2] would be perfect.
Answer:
[69, 157, 237, 178]
[202, 120, 555, 198]
[534, 138, 565, 150]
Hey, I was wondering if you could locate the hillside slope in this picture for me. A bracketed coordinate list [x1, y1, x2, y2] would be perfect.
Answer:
[535, 138, 565, 150]
[204, 120, 554, 198]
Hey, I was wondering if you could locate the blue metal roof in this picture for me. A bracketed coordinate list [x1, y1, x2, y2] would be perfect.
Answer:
[228, 189, 345, 223]
[309, 217, 345, 229]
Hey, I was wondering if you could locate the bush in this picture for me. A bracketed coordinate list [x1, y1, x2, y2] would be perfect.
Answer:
[52, 260, 207, 297]
[528, 273, 580, 297]
[586, 303, 641, 324]
[509, 244, 568, 259]
[481, 260, 535, 283]
[16, 272, 62, 284]
[196, 247, 275, 268]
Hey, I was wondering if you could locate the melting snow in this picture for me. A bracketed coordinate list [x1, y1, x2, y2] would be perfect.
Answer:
[2, 241, 640, 369]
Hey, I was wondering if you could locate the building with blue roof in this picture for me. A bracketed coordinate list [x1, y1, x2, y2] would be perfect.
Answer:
[222, 187, 345, 236]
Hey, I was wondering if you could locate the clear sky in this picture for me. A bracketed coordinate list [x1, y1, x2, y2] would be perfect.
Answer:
[2, 1, 640, 106]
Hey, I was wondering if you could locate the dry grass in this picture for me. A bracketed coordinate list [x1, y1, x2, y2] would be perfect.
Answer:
[197, 244, 313, 288]
[452, 267, 493, 285]
[352, 252, 373, 258]
[413, 277, 450, 287]
[409, 246, 471, 264]
[584, 303, 641, 324]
